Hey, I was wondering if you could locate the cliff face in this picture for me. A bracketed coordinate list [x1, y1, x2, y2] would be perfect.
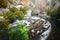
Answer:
[31, 0, 60, 12]
[30, 0, 51, 12]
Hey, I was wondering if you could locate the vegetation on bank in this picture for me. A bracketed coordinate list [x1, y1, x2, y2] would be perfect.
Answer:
[9, 22, 29, 40]
[47, 6, 60, 30]
[0, 6, 29, 40]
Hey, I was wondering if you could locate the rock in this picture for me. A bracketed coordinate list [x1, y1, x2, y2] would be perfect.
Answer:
[24, 16, 51, 40]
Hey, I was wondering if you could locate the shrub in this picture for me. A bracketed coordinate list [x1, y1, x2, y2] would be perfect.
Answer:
[0, 18, 11, 40]
[47, 6, 60, 31]
[20, 6, 28, 15]
[9, 7, 18, 12]
[47, 6, 60, 19]
[0, 11, 24, 23]
[9, 6, 28, 21]
[9, 22, 29, 40]
[14, 10, 24, 20]
[31, 9, 35, 16]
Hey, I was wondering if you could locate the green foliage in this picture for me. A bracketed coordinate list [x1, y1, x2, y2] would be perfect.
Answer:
[47, 7, 60, 19]
[0, 6, 28, 40]
[47, 8, 56, 18]
[20, 6, 28, 15]
[9, 6, 28, 15]
[8, 6, 28, 21]
[0, 7, 25, 23]
[0, 0, 8, 8]
[14, 10, 24, 20]
[0, 11, 15, 23]
[31, 9, 35, 16]
[4, 11, 24, 23]
[9, 7, 18, 12]
[9, 22, 29, 40]
[47, 6, 60, 31]
[0, 17, 12, 29]
[0, 18, 11, 40]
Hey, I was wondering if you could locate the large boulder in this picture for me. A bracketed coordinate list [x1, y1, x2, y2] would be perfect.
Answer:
[24, 16, 51, 40]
